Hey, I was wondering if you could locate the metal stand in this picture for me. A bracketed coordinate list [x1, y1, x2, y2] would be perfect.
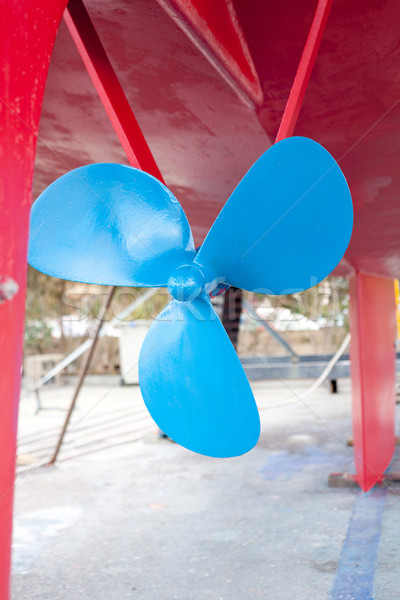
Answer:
[48, 286, 115, 465]
[329, 472, 400, 488]
[347, 436, 400, 448]
[242, 298, 298, 360]
[34, 389, 42, 414]
[221, 287, 242, 350]
[329, 379, 338, 393]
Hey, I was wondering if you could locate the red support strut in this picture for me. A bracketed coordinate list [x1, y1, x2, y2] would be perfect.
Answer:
[275, 0, 334, 143]
[349, 272, 397, 491]
[64, 0, 164, 181]
[0, 2, 68, 598]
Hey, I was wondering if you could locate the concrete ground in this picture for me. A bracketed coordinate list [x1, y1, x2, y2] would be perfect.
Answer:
[11, 378, 400, 599]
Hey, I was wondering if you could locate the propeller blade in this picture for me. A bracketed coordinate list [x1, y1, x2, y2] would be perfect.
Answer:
[195, 137, 353, 294]
[29, 163, 195, 286]
[139, 296, 260, 457]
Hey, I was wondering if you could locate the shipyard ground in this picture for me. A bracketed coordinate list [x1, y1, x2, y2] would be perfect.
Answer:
[11, 378, 400, 599]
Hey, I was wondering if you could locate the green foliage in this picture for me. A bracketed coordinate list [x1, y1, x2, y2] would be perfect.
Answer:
[26, 266, 67, 321]
[24, 320, 53, 354]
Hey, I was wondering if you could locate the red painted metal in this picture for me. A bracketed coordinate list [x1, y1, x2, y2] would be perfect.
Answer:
[349, 272, 397, 491]
[0, 2, 68, 597]
[31, 0, 400, 274]
[7, 0, 399, 495]
[156, 0, 263, 107]
[64, 0, 164, 181]
[275, 0, 333, 143]
[239, 0, 400, 280]
[48, 0, 400, 493]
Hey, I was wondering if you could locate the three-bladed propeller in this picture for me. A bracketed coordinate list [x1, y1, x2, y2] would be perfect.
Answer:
[29, 136, 353, 457]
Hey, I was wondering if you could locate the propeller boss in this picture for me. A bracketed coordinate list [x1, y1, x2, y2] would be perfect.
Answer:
[167, 263, 205, 302]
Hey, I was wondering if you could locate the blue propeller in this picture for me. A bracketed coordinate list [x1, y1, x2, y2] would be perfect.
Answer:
[28, 136, 353, 457]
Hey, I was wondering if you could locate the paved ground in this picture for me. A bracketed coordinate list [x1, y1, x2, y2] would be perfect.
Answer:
[11, 378, 400, 599]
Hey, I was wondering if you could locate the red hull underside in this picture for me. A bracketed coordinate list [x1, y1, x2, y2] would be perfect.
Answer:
[1, 5, 400, 598]
[35, 0, 400, 280]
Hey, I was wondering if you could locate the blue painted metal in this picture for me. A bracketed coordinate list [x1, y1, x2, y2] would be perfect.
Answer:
[195, 136, 353, 294]
[139, 295, 260, 457]
[167, 263, 205, 302]
[28, 136, 353, 457]
[29, 163, 196, 286]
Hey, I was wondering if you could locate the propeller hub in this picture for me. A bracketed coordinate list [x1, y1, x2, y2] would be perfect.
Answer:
[167, 264, 205, 302]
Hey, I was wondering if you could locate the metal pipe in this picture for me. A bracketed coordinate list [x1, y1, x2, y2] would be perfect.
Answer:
[29, 287, 161, 393]
[48, 286, 116, 464]
[242, 298, 299, 359]
[47, 286, 162, 463]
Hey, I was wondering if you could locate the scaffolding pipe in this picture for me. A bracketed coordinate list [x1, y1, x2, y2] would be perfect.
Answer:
[29, 287, 161, 392]
[242, 299, 299, 359]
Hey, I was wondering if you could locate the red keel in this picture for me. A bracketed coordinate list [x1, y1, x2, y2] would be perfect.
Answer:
[349, 272, 397, 491]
